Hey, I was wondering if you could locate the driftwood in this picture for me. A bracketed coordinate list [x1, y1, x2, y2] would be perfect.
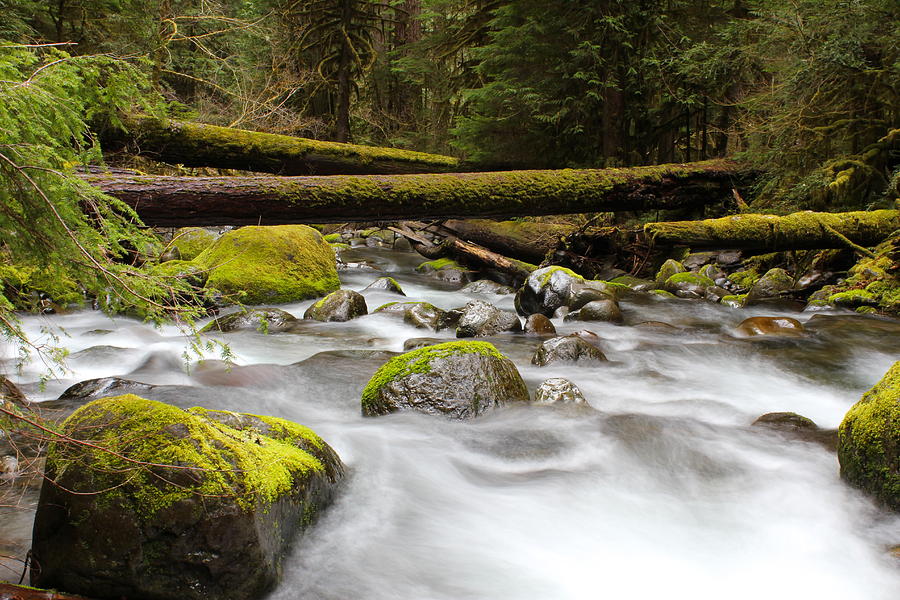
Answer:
[643, 210, 900, 251]
[104, 116, 461, 176]
[86, 159, 744, 226]
[441, 219, 576, 263]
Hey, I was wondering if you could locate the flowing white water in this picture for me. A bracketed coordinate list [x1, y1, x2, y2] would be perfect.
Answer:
[2, 246, 899, 598]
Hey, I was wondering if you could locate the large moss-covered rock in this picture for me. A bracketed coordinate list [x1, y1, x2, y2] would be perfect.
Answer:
[31, 395, 344, 600]
[361, 341, 528, 419]
[171, 227, 217, 261]
[195, 225, 339, 305]
[303, 289, 367, 322]
[838, 362, 900, 510]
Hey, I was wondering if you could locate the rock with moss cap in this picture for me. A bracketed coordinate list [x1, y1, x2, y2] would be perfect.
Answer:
[515, 266, 585, 317]
[30, 394, 344, 600]
[374, 301, 448, 330]
[664, 272, 714, 299]
[171, 227, 218, 261]
[363, 276, 405, 295]
[361, 341, 528, 419]
[655, 259, 685, 289]
[838, 362, 900, 510]
[532, 335, 607, 366]
[415, 258, 473, 284]
[304, 289, 367, 322]
[746, 268, 794, 305]
[195, 225, 339, 305]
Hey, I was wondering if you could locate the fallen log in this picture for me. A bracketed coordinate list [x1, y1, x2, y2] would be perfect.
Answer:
[104, 116, 461, 176]
[643, 210, 900, 251]
[441, 219, 576, 263]
[444, 238, 537, 285]
[87, 159, 744, 226]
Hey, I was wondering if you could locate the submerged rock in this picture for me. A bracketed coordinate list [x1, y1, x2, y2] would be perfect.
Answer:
[31, 394, 344, 600]
[202, 308, 298, 333]
[533, 378, 587, 406]
[752, 412, 837, 451]
[734, 316, 804, 337]
[564, 298, 624, 323]
[455, 300, 521, 338]
[361, 341, 528, 419]
[196, 225, 339, 305]
[838, 362, 900, 510]
[531, 335, 607, 366]
[304, 289, 368, 322]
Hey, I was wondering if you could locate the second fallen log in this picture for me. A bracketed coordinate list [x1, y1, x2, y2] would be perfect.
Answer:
[87, 159, 742, 226]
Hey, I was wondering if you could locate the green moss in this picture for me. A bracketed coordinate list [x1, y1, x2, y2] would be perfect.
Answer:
[416, 258, 464, 273]
[0, 262, 83, 310]
[727, 270, 761, 290]
[195, 225, 339, 304]
[361, 341, 505, 411]
[538, 266, 584, 287]
[665, 272, 714, 287]
[649, 290, 676, 298]
[721, 294, 748, 308]
[323, 233, 342, 243]
[829, 288, 877, 307]
[170, 227, 216, 261]
[838, 362, 900, 510]
[654, 259, 685, 287]
[52, 395, 326, 516]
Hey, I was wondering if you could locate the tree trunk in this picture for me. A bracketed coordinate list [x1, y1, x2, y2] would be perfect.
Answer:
[104, 116, 460, 175]
[85, 159, 746, 226]
[442, 219, 576, 264]
[643, 210, 900, 251]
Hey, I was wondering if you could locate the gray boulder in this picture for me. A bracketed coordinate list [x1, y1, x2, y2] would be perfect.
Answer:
[515, 266, 584, 317]
[304, 289, 368, 322]
[202, 308, 298, 333]
[363, 277, 406, 295]
[534, 378, 587, 405]
[532, 335, 607, 366]
[456, 300, 522, 338]
[564, 299, 624, 323]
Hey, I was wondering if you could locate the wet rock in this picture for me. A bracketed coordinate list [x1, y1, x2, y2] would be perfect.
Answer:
[683, 252, 717, 270]
[721, 294, 748, 308]
[838, 361, 900, 510]
[31, 395, 344, 600]
[524, 314, 556, 335]
[610, 275, 655, 292]
[704, 286, 731, 303]
[664, 272, 714, 299]
[655, 259, 685, 289]
[531, 335, 607, 366]
[564, 299, 624, 323]
[456, 300, 522, 338]
[567, 284, 614, 311]
[375, 301, 446, 330]
[752, 412, 838, 451]
[363, 277, 405, 295]
[361, 341, 529, 419]
[746, 268, 794, 305]
[304, 289, 368, 322]
[415, 259, 473, 284]
[533, 378, 587, 405]
[514, 266, 584, 317]
[56, 377, 155, 405]
[461, 280, 515, 295]
[700, 264, 722, 282]
[195, 225, 339, 305]
[716, 250, 743, 266]
[734, 316, 804, 337]
[393, 236, 413, 252]
[202, 308, 298, 333]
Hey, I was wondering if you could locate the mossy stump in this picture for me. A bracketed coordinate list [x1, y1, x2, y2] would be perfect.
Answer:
[838, 362, 900, 510]
[31, 395, 345, 600]
[361, 341, 528, 419]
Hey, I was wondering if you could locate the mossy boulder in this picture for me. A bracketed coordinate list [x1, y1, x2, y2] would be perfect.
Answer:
[654, 259, 685, 289]
[31, 394, 344, 600]
[746, 267, 794, 304]
[455, 300, 521, 338]
[514, 266, 584, 317]
[361, 341, 528, 419]
[838, 362, 900, 510]
[415, 258, 473, 284]
[171, 227, 217, 261]
[303, 289, 368, 322]
[202, 308, 298, 333]
[824, 232, 899, 314]
[195, 225, 339, 305]
[0, 262, 83, 311]
[531, 335, 607, 366]
[664, 272, 714, 299]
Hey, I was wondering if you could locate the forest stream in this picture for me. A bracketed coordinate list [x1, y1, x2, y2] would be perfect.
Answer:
[3, 244, 900, 599]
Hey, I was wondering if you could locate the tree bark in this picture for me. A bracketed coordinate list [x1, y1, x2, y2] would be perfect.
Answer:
[643, 210, 900, 251]
[442, 219, 576, 263]
[103, 116, 461, 176]
[86, 159, 746, 226]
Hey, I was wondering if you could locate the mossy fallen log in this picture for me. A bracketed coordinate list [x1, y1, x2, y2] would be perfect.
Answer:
[86, 159, 743, 226]
[442, 219, 576, 263]
[644, 210, 900, 251]
[104, 116, 461, 175]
